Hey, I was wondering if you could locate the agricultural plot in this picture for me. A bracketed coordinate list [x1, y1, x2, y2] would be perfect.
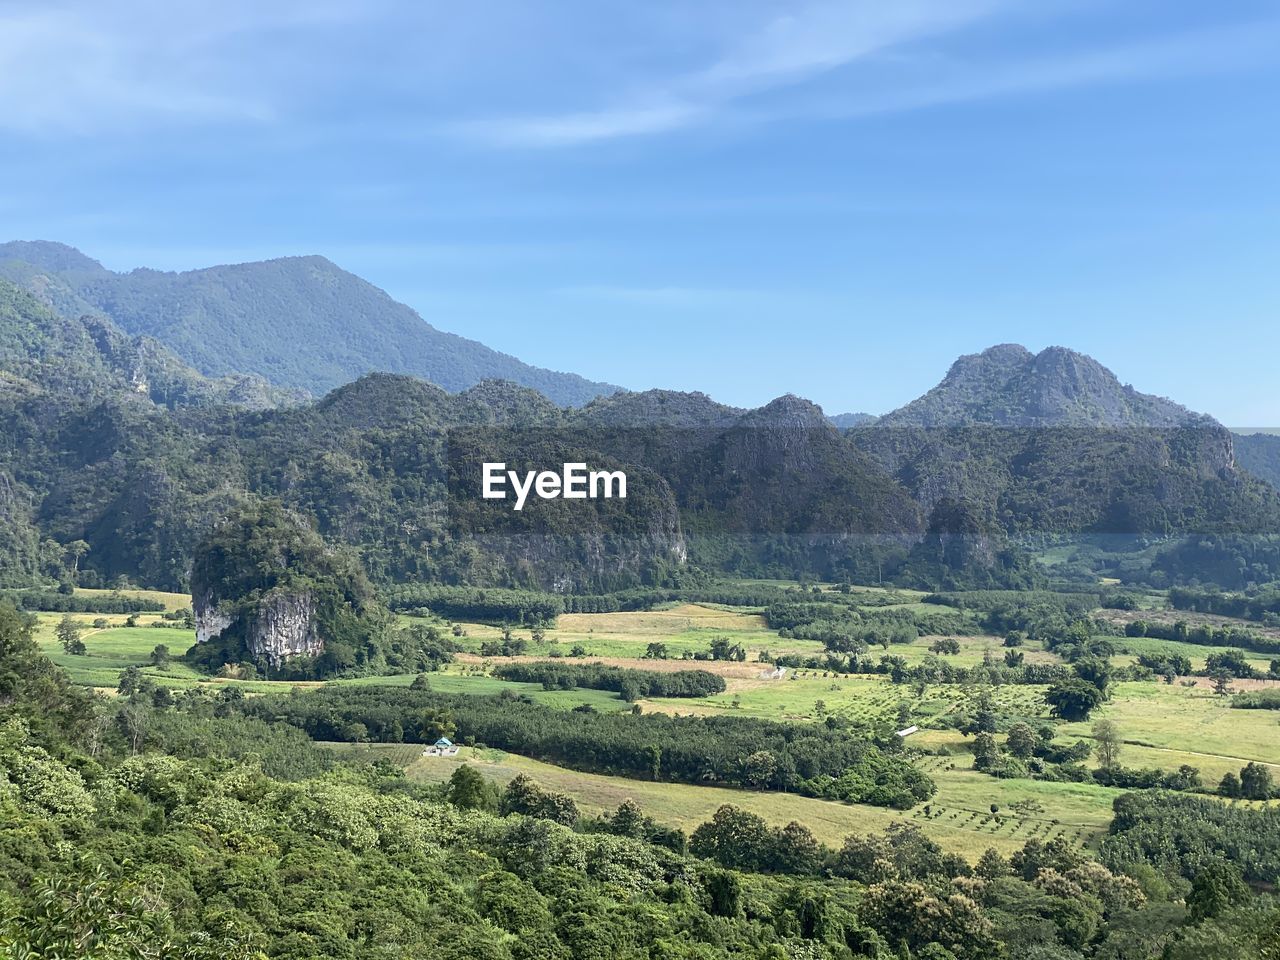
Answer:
[1059, 681, 1280, 774]
[347, 744, 1111, 859]
[1107, 634, 1275, 673]
[428, 602, 816, 660]
[73, 586, 193, 613]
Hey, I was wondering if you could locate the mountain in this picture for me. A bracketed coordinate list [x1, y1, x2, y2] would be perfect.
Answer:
[1235, 432, 1280, 490]
[829, 412, 877, 429]
[850, 343, 1280, 553]
[878, 343, 1197, 427]
[3, 314, 1279, 592]
[0, 278, 297, 410]
[0, 241, 621, 407]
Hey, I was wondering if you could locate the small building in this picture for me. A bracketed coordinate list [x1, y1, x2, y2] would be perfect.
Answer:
[422, 737, 460, 757]
[895, 725, 919, 738]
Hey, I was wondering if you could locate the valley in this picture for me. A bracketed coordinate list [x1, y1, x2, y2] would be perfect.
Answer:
[28, 583, 1280, 870]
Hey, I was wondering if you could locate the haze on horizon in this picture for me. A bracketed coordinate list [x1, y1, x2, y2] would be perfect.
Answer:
[2, 1, 1278, 425]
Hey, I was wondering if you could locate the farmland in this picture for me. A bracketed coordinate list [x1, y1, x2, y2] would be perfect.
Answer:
[31, 586, 1280, 863]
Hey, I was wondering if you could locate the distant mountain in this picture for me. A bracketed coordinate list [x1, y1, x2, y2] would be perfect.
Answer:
[852, 343, 1280, 547]
[0, 241, 621, 407]
[829, 412, 877, 429]
[1236, 432, 1280, 491]
[877, 343, 1198, 427]
[0, 278, 296, 410]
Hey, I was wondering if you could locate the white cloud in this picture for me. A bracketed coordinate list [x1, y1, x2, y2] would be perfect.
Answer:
[462, 0, 1002, 146]
[462, 3, 1280, 148]
[0, 0, 370, 134]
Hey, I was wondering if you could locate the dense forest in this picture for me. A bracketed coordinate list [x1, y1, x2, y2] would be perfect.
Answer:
[4, 275, 1280, 597]
[4, 600, 1280, 958]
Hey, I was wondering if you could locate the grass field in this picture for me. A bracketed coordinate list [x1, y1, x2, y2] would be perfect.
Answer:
[30, 592, 1279, 861]
[1059, 681, 1280, 776]
[1107, 634, 1276, 672]
[74, 587, 193, 612]
[325, 743, 1113, 859]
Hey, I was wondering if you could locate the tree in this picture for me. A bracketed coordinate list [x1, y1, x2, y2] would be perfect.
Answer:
[1219, 772, 1242, 798]
[972, 732, 999, 771]
[930, 638, 961, 656]
[1091, 719, 1123, 770]
[1003, 649, 1024, 668]
[644, 642, 668, 660]
[63, 539, 90, 579]
[1187, 861, 1249, 923]
[1005, 722, 1037, 759]
[55, 615, 86, 655]
[117, 665, 144, 697]
[420, 708, 456, 742]
[1240, 762, 1274, 801]
[1045, 678, 1105, 721]
[609, 798, 646, 838]
[150, 644, 171, 669]
[1072, 656, 1112, 694]
[741, 750, 779, 790]
[975, 848, 1009, 880]
[0, 869, 174, 959]
[690, 804, 773, 870]
[771, 821, 822, 874]
[1211, 670, 1234, 697]
[447, 764, 499, 812]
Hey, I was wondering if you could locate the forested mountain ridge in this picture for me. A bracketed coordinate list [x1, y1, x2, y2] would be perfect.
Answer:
[3, 286, 1279, 595]
[0, 278, 298, 411]
[0, 240, 622, 406]
[1235, 433, 1280, 491]
[877, 343, 1199, 428]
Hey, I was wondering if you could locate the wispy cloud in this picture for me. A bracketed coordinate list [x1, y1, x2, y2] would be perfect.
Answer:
[460, 3, 1280, 148]
[796, 17, 1280, 123]
[0, 0, 369, 135]
[464, 0, 1001, 146]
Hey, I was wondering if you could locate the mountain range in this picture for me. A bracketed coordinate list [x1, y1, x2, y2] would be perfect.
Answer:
[1, 240, 1278, 595]
[0, 241, 619, 407]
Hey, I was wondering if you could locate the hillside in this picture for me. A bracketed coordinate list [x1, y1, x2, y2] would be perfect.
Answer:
[0, 240, 621, 406]
[878, 343, 1197, 428]
[0, 278, 297, 410]
[3, 318, 1279, 592]
[1235, 432, 1280, 490]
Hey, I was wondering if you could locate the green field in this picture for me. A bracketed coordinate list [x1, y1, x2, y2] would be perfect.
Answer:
[1108, 634, 1277, 672]
[30, 591, 1280, 863]
[1059, 681, 1280, 776]
[326, 743, 1113, 859]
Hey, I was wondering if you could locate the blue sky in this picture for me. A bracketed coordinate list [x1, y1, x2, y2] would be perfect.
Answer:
[2, 1, 1279, 423]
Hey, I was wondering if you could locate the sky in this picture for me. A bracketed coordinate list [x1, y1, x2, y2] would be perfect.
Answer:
[2, 0, 1279, 424]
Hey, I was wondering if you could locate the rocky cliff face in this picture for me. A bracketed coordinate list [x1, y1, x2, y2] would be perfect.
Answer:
[192, 587, 324, 668]
[246, 591, 322, 667]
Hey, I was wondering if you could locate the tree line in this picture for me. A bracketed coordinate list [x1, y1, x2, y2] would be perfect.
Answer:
[239, 685, 932, 806]
[491, 661, 726, 699]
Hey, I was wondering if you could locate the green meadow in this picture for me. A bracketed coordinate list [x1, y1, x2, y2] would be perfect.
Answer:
[30, 590, 1280, 864]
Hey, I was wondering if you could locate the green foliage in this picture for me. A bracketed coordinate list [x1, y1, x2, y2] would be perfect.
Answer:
[187, 501, 393, 679]
[1044, 678, 1106, 721]
[242, 685, 932, 803]
[1102, 791, 1280, 885]
[492, 661, 726, 699]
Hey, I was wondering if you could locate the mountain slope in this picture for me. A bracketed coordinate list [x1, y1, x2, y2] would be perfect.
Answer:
[879, 343, 1196, 427]
[1235, 432, 1280, 491]
[0, 241, 620, 406]
[0, 278, 295, 410]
